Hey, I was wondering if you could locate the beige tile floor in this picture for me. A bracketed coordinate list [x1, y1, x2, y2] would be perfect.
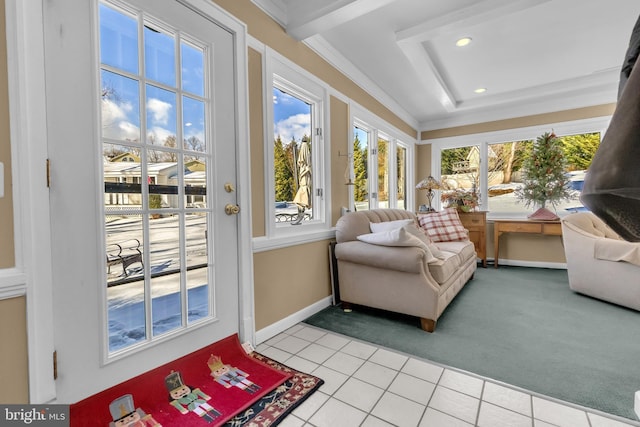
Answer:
[256, 324, 640, 427]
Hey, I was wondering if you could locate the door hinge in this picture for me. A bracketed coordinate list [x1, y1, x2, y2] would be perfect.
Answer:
[53, 350, 58, 380]
[371, 148, 377, 155]
[316, 188, 323, 197]
[315, 128, 322, 137]
[46, 158, 51, 188]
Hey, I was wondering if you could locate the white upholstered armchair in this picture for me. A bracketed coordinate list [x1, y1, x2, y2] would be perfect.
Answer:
[561, 212, 640, 311]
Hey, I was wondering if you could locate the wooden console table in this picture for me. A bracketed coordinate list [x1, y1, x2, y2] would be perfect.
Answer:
[493, 218, 562, 268]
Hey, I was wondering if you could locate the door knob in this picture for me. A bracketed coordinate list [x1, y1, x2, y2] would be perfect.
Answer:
[224, 204, 240, 215]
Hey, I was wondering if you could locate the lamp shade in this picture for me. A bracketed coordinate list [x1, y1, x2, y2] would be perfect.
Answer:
[416, 176, 442, 190]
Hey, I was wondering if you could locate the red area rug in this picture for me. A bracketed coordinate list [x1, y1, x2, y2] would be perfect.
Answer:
[70, 334, 301, 426]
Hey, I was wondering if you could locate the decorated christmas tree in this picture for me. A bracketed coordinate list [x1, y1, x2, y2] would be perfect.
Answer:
[515, 132, 571, 216]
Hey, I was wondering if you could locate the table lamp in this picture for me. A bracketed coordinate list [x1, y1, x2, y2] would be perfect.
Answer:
[416, 176, 442, 212]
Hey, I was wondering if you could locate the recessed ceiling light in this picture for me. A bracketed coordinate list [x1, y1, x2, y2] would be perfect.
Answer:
[456, 37, 472, 47]
[474, 88, 487, 94]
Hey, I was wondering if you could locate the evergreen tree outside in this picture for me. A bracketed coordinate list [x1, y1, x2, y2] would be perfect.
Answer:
[274, 135, 294, 202]
[558, 132, 600, 171]
[353, 134, 368, 204]
[515, 132, 571, 209]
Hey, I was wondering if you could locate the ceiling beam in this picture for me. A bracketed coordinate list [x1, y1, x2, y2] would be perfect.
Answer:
[286, 0, 396, 41]
[396, 0, 552, 43]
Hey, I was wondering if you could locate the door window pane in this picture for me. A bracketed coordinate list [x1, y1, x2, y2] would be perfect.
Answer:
[144, 24, 176, 87]
[106, 215, 145, 351]
[99, 4, 138, 74]
[183, 96, 206, 152]
[101, 70, 141, 142]
[181, 42, 204, 97]
[353, 126, 369, 211]
[149, 213, 181, 337]
[146, 84, 177, 146]
[186, 212, 209, 324]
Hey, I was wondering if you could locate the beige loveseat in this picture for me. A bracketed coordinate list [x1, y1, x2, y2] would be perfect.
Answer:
[561, 212, 640, 311]
[334, 209, 477, 332]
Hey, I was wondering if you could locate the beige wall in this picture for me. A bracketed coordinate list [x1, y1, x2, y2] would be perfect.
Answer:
[253, 241, 332, 330]
[0, 297, 29, 403]
[0, 0, 14, 269]
[248, 47, 266, 238]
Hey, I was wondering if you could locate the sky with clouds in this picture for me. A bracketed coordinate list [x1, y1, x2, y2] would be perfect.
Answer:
[100, 4, 205, 150]
[273, 87, 311, 144]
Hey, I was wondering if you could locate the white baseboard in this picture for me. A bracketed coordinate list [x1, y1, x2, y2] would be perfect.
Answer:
[493, 258, 567, 269]
[255, 296, 333, 344]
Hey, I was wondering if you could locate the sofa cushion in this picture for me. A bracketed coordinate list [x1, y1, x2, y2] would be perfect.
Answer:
[417, 208, 469, 242]
[436, 240, 476, 264]
[427, 250, 461, 284]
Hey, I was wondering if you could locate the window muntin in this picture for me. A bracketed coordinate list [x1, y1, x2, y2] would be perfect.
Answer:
[100, 2, 212, 353]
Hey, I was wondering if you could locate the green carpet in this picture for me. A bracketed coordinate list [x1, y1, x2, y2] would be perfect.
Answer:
[304, 266, 640, 421]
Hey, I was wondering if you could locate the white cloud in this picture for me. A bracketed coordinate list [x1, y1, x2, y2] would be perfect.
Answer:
[147, 97, 173, 125]
[274, 113, 310, 144]
[101, 99, 140, 141]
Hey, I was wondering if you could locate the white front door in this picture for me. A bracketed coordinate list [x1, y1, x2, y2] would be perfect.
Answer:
[43, 0, 244, 403]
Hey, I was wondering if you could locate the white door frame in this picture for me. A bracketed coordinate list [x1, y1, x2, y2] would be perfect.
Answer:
[4, 0, 255, 403]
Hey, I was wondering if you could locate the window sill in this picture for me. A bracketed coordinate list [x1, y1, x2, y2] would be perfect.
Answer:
[0, 268, 27, 300]
[252, 228, 336, 253]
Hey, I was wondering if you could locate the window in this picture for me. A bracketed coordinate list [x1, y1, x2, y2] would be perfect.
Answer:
[432, 119, 608, 218]
[99, 2, 212, 353]
[266, 51, 328, 236]
[353, 125, 370, 211]
[351, 111, 414, 211]
[396, 145, 408, 210]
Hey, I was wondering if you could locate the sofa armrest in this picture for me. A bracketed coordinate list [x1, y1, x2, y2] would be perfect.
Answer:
[334, 240, 428, 274]
[594, 237, 640, 266]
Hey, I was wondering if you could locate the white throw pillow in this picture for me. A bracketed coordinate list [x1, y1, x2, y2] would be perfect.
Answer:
[357, 226, 436, 262]
[369, 219, 414, 233]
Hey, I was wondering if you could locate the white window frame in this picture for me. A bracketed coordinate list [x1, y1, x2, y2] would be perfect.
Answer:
[428, 116, 611, 219]
[257, 48, 332, 249]
[350, 103, 416, 212]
